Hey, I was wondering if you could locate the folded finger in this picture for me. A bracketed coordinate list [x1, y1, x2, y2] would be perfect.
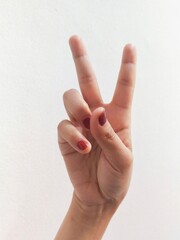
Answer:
[63, 88, 92, 130]
[90, 107, 132, 169]
[57, 119, 91, 155]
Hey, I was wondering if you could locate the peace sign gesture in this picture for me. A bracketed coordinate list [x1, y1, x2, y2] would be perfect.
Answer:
[57, 35, 137, 207]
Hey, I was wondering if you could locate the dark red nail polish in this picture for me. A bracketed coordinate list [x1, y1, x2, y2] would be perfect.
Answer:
[77, 141, 88, 151]
[83, 117, 90, 129]
[99, 111, 106, 126]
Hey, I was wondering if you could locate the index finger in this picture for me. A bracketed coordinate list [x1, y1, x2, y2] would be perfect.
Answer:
[112, 44, 137, 110]
[69, 35, 103, 108]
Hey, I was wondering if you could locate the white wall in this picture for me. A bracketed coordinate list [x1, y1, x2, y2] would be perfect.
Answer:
[0, 0, 180, 239]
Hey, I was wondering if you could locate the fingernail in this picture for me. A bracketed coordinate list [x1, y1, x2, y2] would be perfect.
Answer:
[77, 141, 88, 151]
[99, 111, 106, 126]
[83, 117, 90, 129]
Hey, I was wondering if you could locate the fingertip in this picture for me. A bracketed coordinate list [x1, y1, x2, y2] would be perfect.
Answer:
[69, 35, 81, 45]
[69, 35, 86, 58]
[123, 43, 137, 64]
[98, 110, 107, 126]
[77, 140, 92, 154]
[83, 117, 91, 130]
[125, 43, 136, 49]
[92, 107, 105, 116]
[90, 107, 107, 130]
[84, 143, 92, 154]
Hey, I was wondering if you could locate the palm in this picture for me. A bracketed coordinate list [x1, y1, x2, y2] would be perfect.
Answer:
[58, 36, 136, 205]
[60, 104, 132, 204]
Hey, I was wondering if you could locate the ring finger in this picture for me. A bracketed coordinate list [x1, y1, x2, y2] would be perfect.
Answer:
[63, 88, 92, 130]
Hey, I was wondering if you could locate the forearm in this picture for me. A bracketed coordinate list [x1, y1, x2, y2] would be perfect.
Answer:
[54, 193, 119, 240]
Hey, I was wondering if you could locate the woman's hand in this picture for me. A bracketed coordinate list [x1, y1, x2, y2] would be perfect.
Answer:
[58, 35, 136, 206]
[56, 35, 137, 240]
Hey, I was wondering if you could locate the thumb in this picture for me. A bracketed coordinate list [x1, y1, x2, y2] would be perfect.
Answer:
[90, 107, 132, 170]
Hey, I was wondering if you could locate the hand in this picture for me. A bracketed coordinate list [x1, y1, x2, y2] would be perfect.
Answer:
[57, 35, 137, 208]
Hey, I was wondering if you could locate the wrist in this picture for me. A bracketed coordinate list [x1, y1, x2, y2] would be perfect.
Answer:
[68, 192, 120, 238]
[55, 192, 121, 240]
[72, 191, 119, 223]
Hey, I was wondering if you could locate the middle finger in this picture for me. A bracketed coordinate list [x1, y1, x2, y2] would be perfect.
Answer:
[69, 35, 103, 108]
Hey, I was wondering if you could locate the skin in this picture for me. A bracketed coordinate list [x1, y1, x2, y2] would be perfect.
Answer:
[55, 35, 137, 240]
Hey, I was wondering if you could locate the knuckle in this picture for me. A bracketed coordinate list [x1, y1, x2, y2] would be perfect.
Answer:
[120, 77, 131, 87]
[123, 156, 133, 170]
[123, 138, 132, 151]
[80, 74, 94, 83]
[77, 102, 89, 115]
[57, 120, 67, 132]
[103, 127, 115, 141]
[68, 132, 75, 143]
[121, 152, 133, 170]
[63, 88, 78, 100]
[120, 67, 135, 87]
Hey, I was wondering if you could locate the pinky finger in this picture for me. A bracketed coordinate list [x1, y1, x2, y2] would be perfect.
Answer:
[57, 120, 91, 155]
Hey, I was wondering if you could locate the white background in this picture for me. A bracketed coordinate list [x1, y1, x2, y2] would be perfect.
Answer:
[0, 0, 180, 239]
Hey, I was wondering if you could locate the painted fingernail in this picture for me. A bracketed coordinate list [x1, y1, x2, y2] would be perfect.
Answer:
[99, 111, 106, 126]
[77, 141, 88, 151]
[83, 117, 90, 129]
